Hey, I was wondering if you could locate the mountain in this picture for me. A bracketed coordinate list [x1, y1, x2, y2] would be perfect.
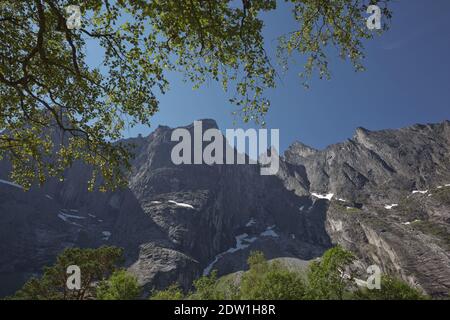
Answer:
[0, 119, 449, 297]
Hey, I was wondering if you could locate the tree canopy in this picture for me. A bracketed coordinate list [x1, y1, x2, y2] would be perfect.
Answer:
[149, 247, 428, 301]
[306, 245, 356, 299]
[354, 275, 428, 300]
[239, 251, 307, 299]
[96, 269, 141, 300]
[0, 0, 391, 190]
[10, 246, 428, 300]
[10, 246, 123, 300]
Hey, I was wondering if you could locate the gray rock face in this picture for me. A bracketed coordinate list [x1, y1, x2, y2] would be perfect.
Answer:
[283, 120, 450, 296]
[0, 119, 449, 297]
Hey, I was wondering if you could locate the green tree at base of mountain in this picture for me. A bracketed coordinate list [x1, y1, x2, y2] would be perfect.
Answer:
[10, 245, 429, 300]
[149, 284, 185, 301]
[239, 251, 307, 300]
[9, 246, 123, 300]
[354, 275, 427, 300]
[306, 246, 356, 300]
[150, 246, 429, 301]
[96, 269, 141, 300]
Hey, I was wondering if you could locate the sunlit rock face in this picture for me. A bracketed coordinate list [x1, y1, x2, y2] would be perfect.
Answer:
[0, 120, 449, 297]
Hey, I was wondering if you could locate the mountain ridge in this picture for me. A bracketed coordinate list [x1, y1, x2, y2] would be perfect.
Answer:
[0, 119, 449, 297]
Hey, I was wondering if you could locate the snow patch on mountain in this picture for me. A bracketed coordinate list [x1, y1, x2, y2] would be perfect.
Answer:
[203, 233, 258, 275]
[311, 193, 334, 200]
[260, 225, 279, 238]
[245, 218, 256, 227]
[57, 211, 85, 227]
[102, 231, 112, 240]
[168, 200, 194, 209]
[384, 204, 398, 210]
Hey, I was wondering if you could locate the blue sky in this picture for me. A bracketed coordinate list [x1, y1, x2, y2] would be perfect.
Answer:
[93, 0, 450, 152]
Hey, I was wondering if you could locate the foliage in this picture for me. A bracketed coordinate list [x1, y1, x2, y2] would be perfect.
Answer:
[306, 246, 356, 299]
[354, 275, 428, 300]
[189, 270, 228, 300]
[96, 269, 141, 300]
[212, 273, 242, 300]
[332, 201, 362, 214]
[150, 284, 185, 300]
[412, 220, 450, 250]
[432, 186, 450, 205]
[239, 252, 306, 300]
[144, 247, 429, 301]
[278, 0, 391, 87]
[10, 246, 123, 300]
[0, 0, 391, 190]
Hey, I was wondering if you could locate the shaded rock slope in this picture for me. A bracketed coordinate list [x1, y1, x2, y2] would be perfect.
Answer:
[0, 119, 449, 297]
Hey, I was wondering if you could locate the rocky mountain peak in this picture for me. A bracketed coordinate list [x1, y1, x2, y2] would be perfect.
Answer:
[284, 141, 318, 163]
[0, 119, 449, 298]
[353, 126, 373, 146]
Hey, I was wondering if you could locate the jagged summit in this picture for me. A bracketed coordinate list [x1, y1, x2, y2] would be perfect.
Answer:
[0, 119, 449, 297]
[285, 141, 318, 159]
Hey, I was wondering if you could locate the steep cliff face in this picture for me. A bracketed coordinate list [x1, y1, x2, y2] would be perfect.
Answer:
[284, 122, 450, 203]
[0, 120, 449, 297]
[0, 119, 330, 296]
[119, 120, 332, 293]
[281, 120, 450, 296]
